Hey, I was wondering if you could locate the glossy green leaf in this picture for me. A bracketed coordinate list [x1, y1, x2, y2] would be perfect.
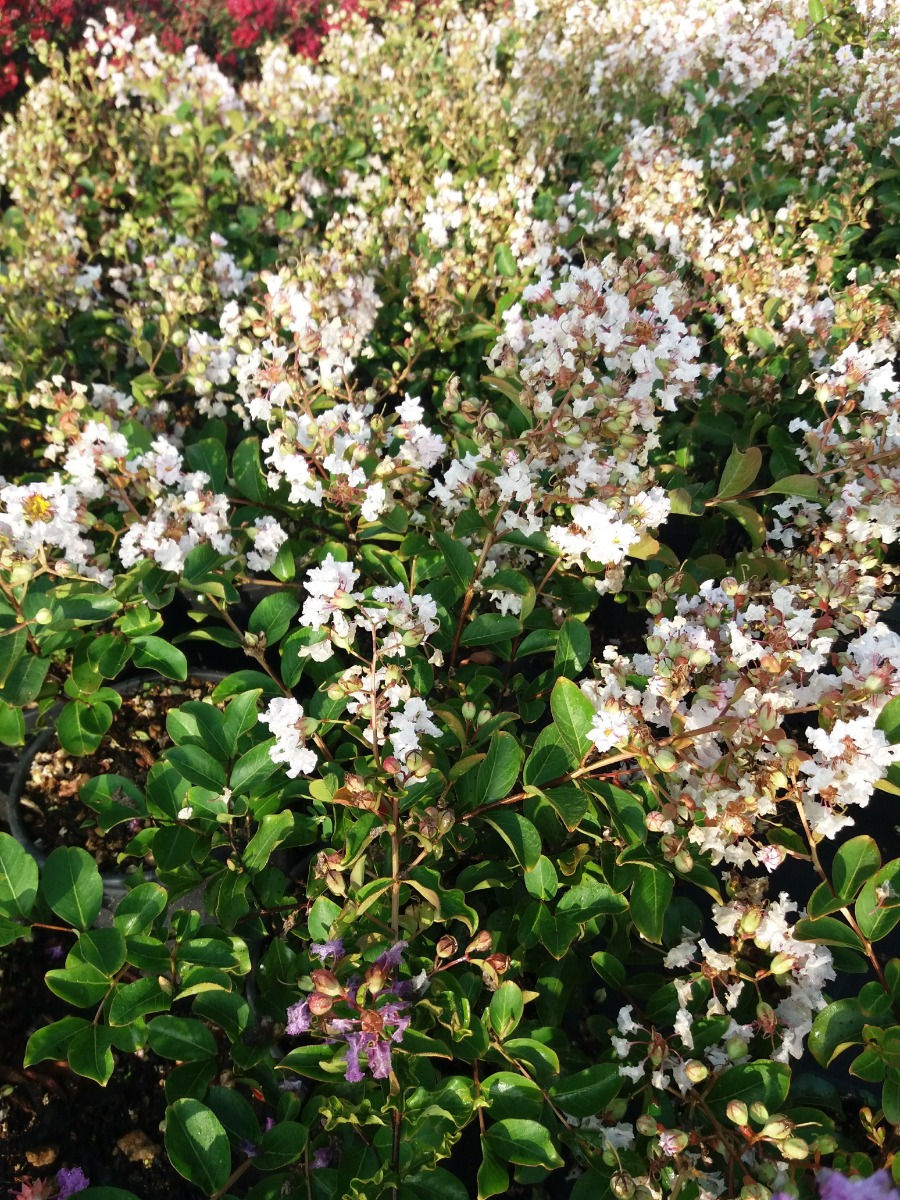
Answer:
[0, 831, 39, 919]
[550, 677, 594, 763]
[131, 636, 188, 680]
[68, 1024, 116, 1085]
[484, 811, 541, 870]
[164, 1098, 231, 1195]
[548, 1062, 620, 1118]
[42, 846, 103, 930]
[629, 865, 673, 944]
[148, 1015, 218, 1061]
[489, 981, 524, 1041]
[483, 1119, 563, 1169]
[476, 732, 524, 804]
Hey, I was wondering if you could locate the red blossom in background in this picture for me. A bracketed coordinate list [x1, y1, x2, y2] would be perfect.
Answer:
[0, 0, 365, 99]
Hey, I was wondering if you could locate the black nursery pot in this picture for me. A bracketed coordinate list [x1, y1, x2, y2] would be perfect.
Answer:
[6, 671, 227, 911]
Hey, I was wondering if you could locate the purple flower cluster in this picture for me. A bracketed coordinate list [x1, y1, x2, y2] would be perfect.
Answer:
[775, 1171, 899, 1200]
[56, 1168, 90, 1200]
[284, 939, 412, 1083]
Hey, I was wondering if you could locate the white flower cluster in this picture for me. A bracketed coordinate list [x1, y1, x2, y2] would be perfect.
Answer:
[259, 555, 442, 776]
[582, 577, 900, 859]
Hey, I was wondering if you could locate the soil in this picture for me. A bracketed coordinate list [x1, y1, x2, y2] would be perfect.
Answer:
[0, 930, 199, 1199]
[17, 675, 221, 872]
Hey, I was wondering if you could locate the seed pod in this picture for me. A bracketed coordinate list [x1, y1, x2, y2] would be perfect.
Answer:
[435, 935, 458, 959]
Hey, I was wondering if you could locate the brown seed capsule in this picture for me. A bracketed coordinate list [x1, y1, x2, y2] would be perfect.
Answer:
[485, 952, 510, 975]
[308, 992, 333, 1016]
[435, 935, 458, 959]
[466, 930, 493, 954]
[359, 1009, 385, 1035]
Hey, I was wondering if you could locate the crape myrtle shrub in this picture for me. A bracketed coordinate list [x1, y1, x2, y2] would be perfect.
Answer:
[1, 1, 900, 1198]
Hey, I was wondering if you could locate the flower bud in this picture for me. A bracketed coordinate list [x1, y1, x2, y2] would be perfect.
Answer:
[437, 810, 455, 835]
[739, 908, 762, 936]
[365, 963, 388, 996]
[485, 952, 510, 975]
[673, 848, 693, 874]
[749, 1102, 769, 1124]
[477, 708, 492, 726]
[683, 1060, 708, 1084]
[466, 930, 493, 954]
[635, 1114, 659, 1137]
[761, 1116, 793, 1140]
[653, 748, 679, 773]
[310, 969, 342, 997]
[769, 951, 795, 975]
[781, 1138, 809, 1161]
[33, 607, 54, 625]
[725, 1035, 748, 1060]
[726, 1101, 749, 1126]
[308, 992, 333, 1016]
[435, 935, 458, 959]
[461, 702, 476, 721]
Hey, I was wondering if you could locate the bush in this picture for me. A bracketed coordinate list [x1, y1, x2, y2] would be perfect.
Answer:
[1, 1, 900, 1198]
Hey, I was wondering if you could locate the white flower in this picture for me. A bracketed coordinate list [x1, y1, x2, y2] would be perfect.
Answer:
[259, 697, 317, 778]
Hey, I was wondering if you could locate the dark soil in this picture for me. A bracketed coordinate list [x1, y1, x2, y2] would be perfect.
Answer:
[17, 675, 220, 872]
[0, 931, 198, 1199]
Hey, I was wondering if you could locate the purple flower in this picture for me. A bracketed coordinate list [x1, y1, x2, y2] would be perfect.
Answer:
[311, 1147, 334, 1169]
[344, 1032, 365, 1083]
[56, 1168, 90, 1199]
[379, 1001, 410, 1043]
[311, 939, 345, 962]
[368, 1039, 392, 1079]
[286, 999, 311, 1036]
[819, 1172, 899, 1200]
[375, 940, 408, 971]
[774, 1171, 900, 1200]
[263, 1117, 275, 1133]
[239, 1139, 259, 1159]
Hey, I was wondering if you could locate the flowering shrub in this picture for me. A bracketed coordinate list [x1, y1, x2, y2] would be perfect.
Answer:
[1, 1, 900, 1198]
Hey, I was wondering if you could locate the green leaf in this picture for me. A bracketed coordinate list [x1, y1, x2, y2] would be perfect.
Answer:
[185, 439, 227, 491]
[885, 1068, 900, 1125]
[230, 739, 279, 794]
[165, 1099, 231, 1195]
[482, 1072, 544, 1122]
[833, 836, 882, 901]
[478, 1144, 509, 1200]
[554, 618, 592, 678]
[72, 928, 126, 975]
[550, 677, 594, 763]
[766, 473, 820, 501]
[131, 637, 188, 680]
[243, 811, 294, 873]
[148, 1015, 218, 1061]
[557, 879, 627, 921]
[793, 916, 866, 953]
[809, 998, 869, 1066]
[494, 245, 517, 277]
[717, 446, 763, 498]
[433, 531, 475, 592]
[808, 0, 825, 22]
[549, 1063, 621, 1118]
[248, 593, 300, 644]
[522, 726, 569, 787]
[484, 1119, 563, 1169]
[591, 951, 626, 991]
[167, 744, 227, 792]
[476, 732, 524, 804]
[0, 654, 49, 706]
[857, 862, 900, 942]
[489, 981, 524, 1040]
[405, 1168, 469, 1200]
[24, 1016, 90, 1066]
[45, 963, 111, 1006]
[524, 856, 558, 901]
[255, 1121, 308, 1171]
[630, 865, 673, 944]
[42, 846, 103, 930]
[223, 689, 261, 746]
[113, 882, 168, 936]
[718, 500, 767, 549]
[484, 811, 541, 870]
[233, 437, 267, 502]
[0, 831, 38, 919]
[460, 614, 522, 647]
[109, 976, 172, 1025]
[68, 1024, 116, 1084]
[57, 699, 113, 755]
